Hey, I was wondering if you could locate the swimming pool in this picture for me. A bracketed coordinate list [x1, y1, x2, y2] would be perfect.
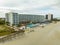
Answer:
[26, 24, 39, 28]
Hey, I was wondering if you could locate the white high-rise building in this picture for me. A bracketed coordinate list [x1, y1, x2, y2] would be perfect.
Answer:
[5, 12, 45, 26]
[45, 13, 53, 21]
[5, 12, 19, 26]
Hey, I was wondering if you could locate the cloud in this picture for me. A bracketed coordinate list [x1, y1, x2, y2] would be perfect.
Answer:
[0, 0, 57, 10]
[0, 0, 59, 18]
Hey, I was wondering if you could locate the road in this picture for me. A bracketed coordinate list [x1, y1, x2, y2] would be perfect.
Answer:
[0, 22, 60, 45]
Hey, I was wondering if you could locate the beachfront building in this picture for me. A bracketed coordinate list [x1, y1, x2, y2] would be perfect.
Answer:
[19, 14, 44, 23]
[5, 12, 19, 26]
[45, 13, 53, 21]
[5, 12, 45, 26]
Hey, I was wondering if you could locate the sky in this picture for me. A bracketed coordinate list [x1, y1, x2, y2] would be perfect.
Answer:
[0, 0, 60, 18]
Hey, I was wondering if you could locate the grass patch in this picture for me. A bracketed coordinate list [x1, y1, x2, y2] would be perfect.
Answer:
[0, 25, 15, 36]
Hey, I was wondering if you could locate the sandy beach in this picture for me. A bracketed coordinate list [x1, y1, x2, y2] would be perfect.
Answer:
[0, 22, 60, 45]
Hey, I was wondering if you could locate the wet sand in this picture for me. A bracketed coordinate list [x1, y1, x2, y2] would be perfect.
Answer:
[0, 22, 60, 45]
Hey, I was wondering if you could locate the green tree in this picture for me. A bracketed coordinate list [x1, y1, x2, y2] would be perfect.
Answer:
[5, 22, 10, 25]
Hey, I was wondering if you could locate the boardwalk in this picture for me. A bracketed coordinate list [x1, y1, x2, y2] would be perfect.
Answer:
[0, 22, 60, 45]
